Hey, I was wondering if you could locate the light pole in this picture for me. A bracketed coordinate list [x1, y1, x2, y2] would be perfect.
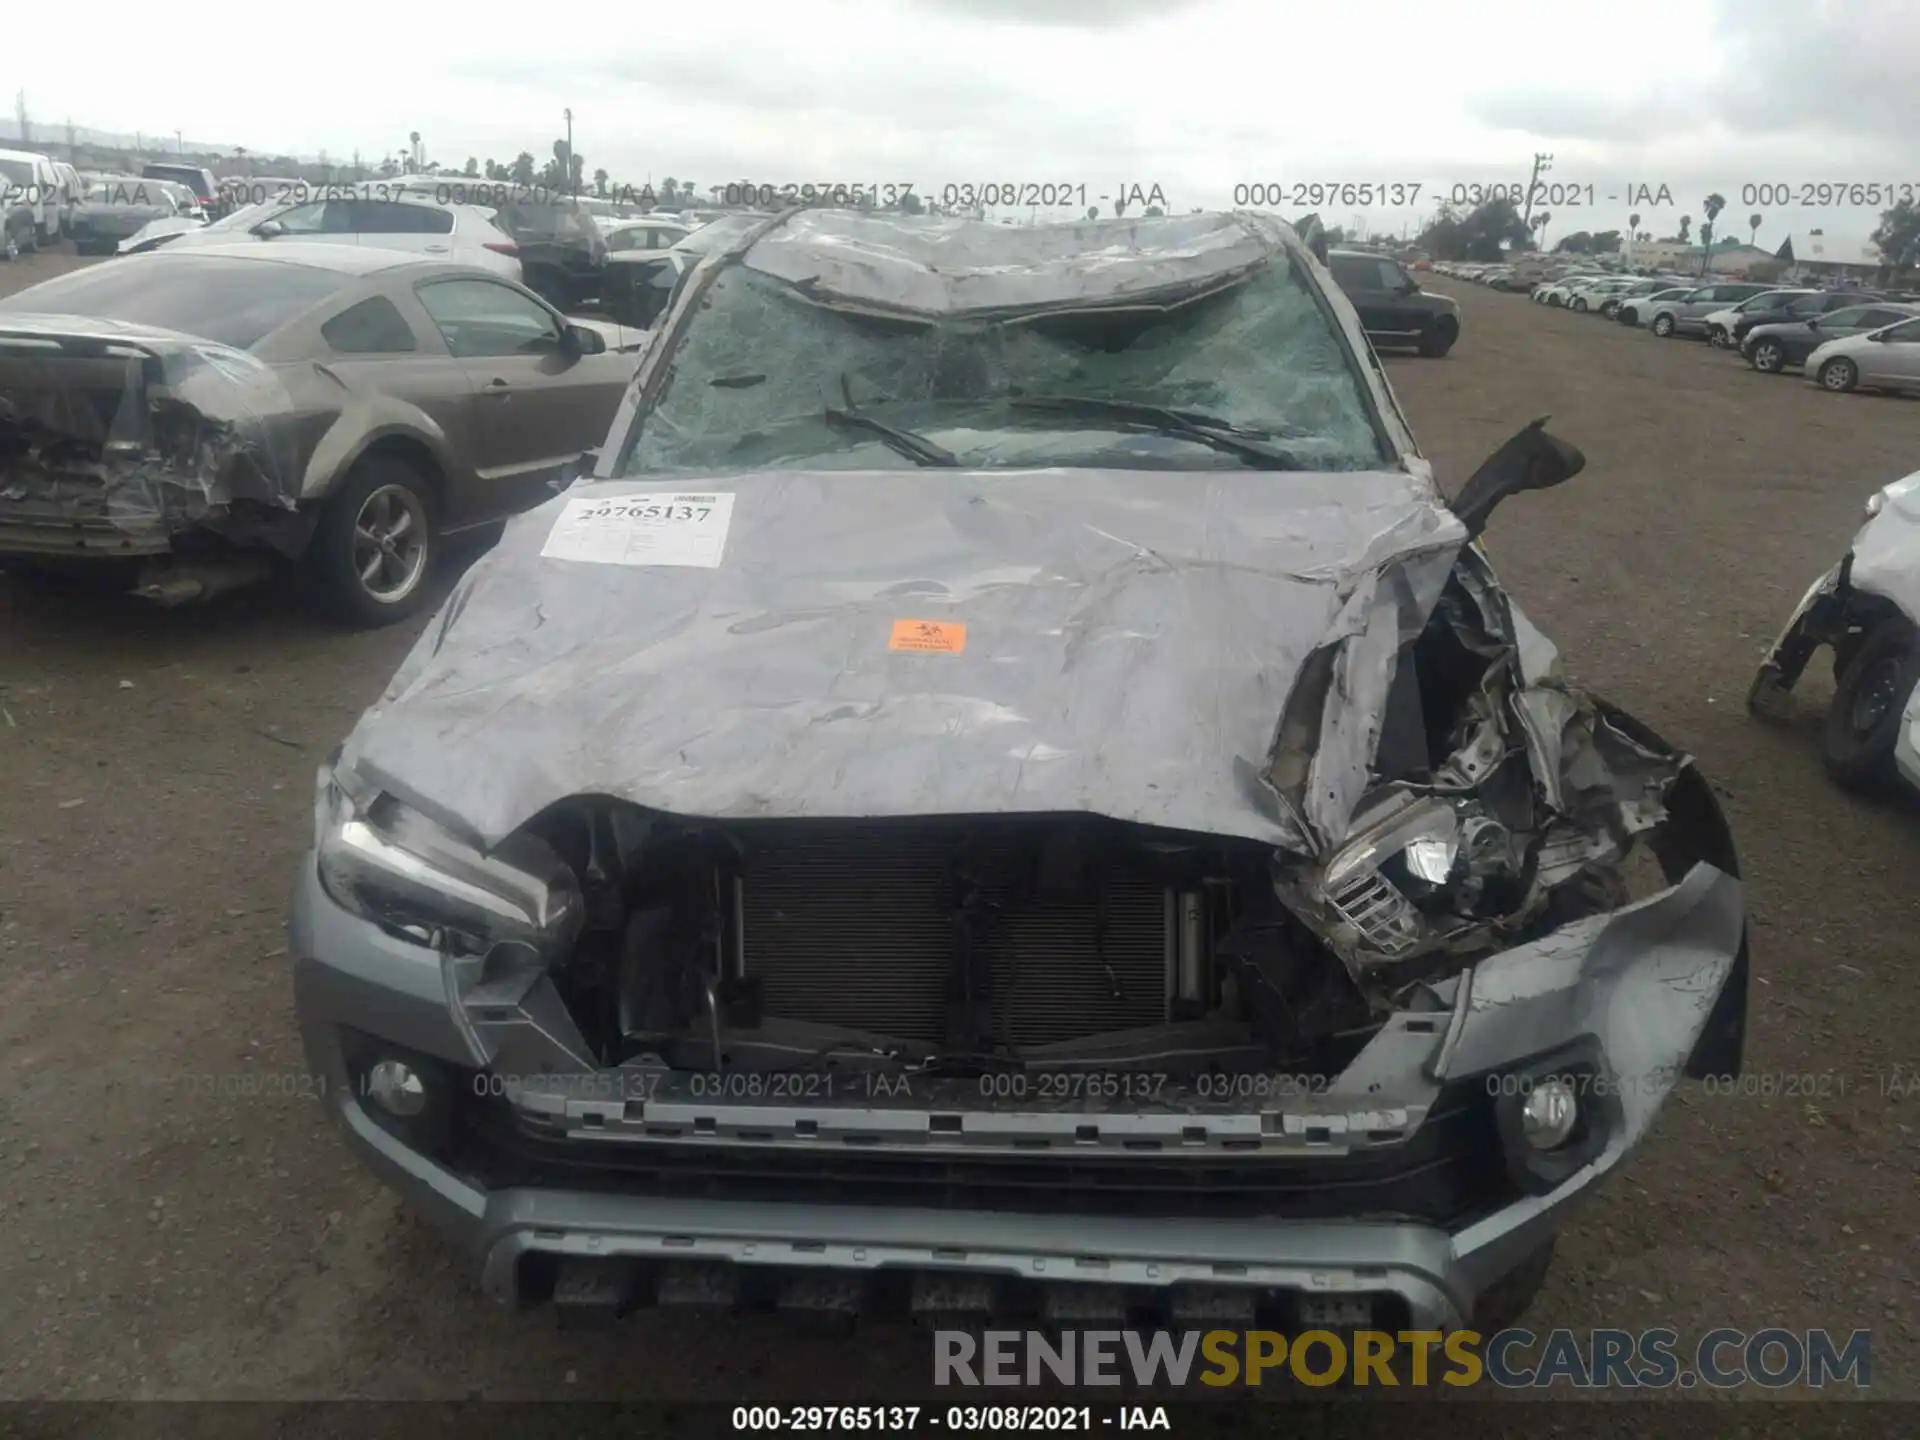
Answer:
[1522, 152, 1551, 239]
[564, 108, 574, 195]
[175, 130, 184, 154]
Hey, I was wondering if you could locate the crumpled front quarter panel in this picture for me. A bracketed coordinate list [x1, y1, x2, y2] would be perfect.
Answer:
[1850, 471, 1920, 622]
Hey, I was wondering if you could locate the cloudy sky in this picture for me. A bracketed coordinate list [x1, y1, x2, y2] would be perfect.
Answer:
[7, 0, 1916, 245]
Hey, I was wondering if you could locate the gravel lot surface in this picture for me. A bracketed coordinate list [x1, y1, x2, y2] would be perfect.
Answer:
[2, 248, 1916, 1428]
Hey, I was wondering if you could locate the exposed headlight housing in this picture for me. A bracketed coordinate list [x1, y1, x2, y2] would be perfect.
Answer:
[315, 768, 584, 955]
[1305, 791, 1526, 969]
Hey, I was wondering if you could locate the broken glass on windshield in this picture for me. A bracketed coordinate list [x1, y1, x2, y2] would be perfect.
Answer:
[620, 261, 1390, 474]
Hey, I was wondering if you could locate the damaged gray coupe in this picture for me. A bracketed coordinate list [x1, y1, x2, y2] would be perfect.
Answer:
[0, 244, 632, 624]
[291, 209, 1749, 1332]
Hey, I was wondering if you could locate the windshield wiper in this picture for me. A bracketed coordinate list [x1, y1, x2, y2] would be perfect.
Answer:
[1007, 394, 1307, 470]
[822, 406, 961, 467]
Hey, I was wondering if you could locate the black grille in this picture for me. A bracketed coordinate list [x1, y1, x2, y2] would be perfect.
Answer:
[738, 821, 1172, 1048]
[452, 1085, 1509, 1227]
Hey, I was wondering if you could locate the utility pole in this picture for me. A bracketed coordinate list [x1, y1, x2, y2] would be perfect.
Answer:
[1521, 151, 1551, 237]
[15, 90, 29, 146]
[564, 108, 574, 195]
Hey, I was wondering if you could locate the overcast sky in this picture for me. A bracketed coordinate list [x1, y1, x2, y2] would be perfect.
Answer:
[8, 0, 1916, 244]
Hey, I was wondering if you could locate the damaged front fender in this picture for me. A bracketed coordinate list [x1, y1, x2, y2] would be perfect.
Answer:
[1265, 537, 1734, 1026]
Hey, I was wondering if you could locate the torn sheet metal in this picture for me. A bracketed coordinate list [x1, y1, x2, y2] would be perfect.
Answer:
[0, 315, 298, 546]
[1268, 541, 1685, 978]
[338, 464, 1468, 850]
[743, 208, 1283, 318]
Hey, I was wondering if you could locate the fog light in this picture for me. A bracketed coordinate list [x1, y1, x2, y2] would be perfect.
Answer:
[366, 1059, 428, 1118]
[1521, 1077, 1578, 1150]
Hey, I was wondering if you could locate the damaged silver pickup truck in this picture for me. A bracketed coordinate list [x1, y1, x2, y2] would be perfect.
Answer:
[291, 208, 1749, 1333]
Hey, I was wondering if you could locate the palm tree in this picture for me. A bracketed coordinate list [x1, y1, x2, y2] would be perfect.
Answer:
[1532, 211, 1552, 248]
[592, 167, 608, 196]
[1677, 215, 1692, 245]
[409, 131, 421, 169]
[463, 157, 478, 177]
[1749, 212, 1762, 244]
[1699, 192, 1726, 271]
[661, 177, 678, 204]
[1627, 211, 1641, 257]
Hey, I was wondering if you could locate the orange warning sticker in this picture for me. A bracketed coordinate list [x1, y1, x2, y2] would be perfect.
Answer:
[889, 618, 967, 653]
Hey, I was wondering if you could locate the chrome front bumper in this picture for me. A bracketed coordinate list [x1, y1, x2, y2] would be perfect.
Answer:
[291, 834, 1747, 1329]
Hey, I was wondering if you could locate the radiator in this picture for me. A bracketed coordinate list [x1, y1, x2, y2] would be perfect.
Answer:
[736, 821, 1173, 1048]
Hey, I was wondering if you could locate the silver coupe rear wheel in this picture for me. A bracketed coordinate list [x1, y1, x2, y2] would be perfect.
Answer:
[352, 483, 430, 604]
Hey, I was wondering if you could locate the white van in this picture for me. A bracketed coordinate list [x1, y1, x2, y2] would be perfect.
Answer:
[0, 148, 65, 244]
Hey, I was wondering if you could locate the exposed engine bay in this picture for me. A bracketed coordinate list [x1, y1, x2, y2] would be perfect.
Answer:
[404, 548, 1688, 1100]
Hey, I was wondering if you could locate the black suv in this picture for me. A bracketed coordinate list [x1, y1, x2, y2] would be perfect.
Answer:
[497, 196, 608, 311]
[1327, 250, 1460, 357]
[140, 162, 226, 221]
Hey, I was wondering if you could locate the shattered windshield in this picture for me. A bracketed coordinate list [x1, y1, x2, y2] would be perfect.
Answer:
[617, 259, 1391, 475]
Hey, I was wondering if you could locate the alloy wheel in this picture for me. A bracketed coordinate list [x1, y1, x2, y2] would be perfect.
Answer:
[350, 483, 430, 604]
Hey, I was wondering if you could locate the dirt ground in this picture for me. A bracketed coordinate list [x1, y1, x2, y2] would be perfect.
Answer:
[2, 245, 1918, 1420]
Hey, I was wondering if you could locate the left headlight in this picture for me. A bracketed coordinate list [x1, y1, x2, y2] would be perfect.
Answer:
[314, 768, 584, 954]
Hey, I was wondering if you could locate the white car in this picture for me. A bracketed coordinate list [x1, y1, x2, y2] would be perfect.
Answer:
[1752, 472, 1920, 792]
[119, 191, 522, 282]
[0, 147, 66, 244]
[1535, 275, 1607, 307]
[603, 217, 692, 255]
[1599, 278, 1692, 319]
[1566, 278, 1634, 313]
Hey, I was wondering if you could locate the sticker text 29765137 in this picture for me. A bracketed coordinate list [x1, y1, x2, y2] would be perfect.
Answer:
[540, 492, 736, 569]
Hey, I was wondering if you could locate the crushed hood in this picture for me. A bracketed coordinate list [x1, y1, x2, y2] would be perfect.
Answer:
[339, 466, 1465, 850]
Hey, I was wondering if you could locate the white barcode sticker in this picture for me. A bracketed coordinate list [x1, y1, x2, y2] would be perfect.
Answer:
[540, 492, 735, 569]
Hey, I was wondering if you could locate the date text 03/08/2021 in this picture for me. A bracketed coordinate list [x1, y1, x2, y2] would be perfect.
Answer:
[730, 1405, 1170, 1432]
[464, 1069, 1331, 1104]
[700, 182, 1171, 211]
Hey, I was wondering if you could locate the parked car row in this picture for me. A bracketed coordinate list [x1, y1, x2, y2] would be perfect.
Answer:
[1, 147, 83, 258]
[1425, 262, 1920, 804]
[1483, 266, 1920, 399]
[1642, 284, 1920, 395]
